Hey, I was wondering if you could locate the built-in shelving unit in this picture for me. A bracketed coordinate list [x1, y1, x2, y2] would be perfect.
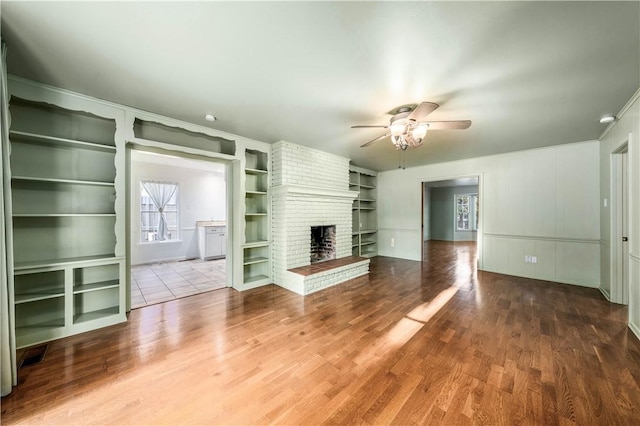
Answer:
[9, 97, 125, 349]
[242, 149, 271, 286]
[350, 165, 378, 258]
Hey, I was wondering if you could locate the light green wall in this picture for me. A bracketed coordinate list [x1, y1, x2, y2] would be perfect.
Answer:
[429, 185, 478, 241]
[423, 186, 430, 240]
[377, 140, 601, 287]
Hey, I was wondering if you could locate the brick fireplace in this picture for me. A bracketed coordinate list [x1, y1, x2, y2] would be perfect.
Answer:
[271, 141, 370, 295]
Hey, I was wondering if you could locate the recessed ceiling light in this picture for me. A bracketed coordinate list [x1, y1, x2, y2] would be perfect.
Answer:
[205, 114, 216, 122]
[600, 115, 615, 124]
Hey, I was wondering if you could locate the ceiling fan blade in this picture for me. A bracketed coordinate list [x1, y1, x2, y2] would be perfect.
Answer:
[351, 125, 389, 129]
[360, 133, 390, 147]
[423, 120, 472, 130]
[407, 102, 439, 121]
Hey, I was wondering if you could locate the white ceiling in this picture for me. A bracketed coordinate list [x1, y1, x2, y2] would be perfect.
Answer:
[2, 2, 638, 171]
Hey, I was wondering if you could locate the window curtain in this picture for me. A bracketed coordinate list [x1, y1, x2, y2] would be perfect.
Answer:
[141, 182, 177, 241]
[1, 38, 17, 397]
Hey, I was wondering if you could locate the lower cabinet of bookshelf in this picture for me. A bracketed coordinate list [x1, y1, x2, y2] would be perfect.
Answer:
[242, 245, 270, 286]
[15, 297, 66, 348]
[13, 257, 126, 349]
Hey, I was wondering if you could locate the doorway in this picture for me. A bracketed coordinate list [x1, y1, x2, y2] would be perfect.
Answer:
[422, 176, 480, 263]
[128, 149, 229, 309]
[610, 142, 629, 305]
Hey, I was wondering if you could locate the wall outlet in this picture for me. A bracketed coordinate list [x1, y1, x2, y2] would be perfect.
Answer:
[391, 238, 395, 248]
[524, 255, 531, 263]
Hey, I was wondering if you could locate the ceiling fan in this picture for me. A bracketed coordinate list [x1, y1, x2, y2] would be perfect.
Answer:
[352, 102, 471, 150]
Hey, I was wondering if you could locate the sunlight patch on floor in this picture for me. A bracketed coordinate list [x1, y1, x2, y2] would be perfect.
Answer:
[407, 286, 459, 323]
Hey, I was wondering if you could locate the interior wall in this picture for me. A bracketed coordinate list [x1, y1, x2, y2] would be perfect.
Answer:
[378, 140, 600, 287]
[599, 90, 640, 338]
[423, 186, 430, 241]
[131, 157, 226, 265]
[429, 185, 478, 242]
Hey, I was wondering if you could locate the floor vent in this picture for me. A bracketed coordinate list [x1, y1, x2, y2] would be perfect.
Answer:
[19, 344, 48, 369]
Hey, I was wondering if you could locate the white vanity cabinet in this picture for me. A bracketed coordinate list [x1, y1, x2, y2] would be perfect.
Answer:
[197, 223, 226, 260]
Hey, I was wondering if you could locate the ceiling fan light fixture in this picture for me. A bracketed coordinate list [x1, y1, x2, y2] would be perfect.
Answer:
[389, 121, 406, 137]
[411, 123, 428, 141]
[353, 101, 471, 150]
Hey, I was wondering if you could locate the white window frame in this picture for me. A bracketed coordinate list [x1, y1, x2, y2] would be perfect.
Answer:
[140, 180, 180, 243]
[455, 193, 478, 232]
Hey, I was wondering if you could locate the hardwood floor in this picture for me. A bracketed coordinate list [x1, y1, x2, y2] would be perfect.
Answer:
[3, 241, 640, 424]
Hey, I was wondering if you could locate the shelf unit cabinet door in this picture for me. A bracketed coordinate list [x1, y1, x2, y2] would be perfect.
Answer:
[205, 232, 224, 257]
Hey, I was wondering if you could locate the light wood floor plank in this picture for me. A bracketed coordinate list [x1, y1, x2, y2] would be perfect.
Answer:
[2, 241, 640, 424]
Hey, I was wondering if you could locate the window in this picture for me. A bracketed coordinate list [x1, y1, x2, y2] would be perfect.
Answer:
[456, 193, 478, 231]
[140, 181, 179, 242]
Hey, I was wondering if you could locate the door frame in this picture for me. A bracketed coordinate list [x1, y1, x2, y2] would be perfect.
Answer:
[125, 142, 236, 311]
[610, 137, 630, 305]
[419, 173, 483, 268]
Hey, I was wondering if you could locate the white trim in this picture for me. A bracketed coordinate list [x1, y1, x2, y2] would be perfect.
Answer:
[609, 138, 630, 305]
[484, 233, 600, 245]
[136, 240, 183, 246]
[599, 87, 640, 140]
[128, 137, 236, 163]
[271, 184, 359, 200]
[599, 286, 611, 301]
[629, 321, 640, 342]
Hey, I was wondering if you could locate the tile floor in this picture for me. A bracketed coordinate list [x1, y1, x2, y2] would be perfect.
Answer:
[131, 258, 227, 309]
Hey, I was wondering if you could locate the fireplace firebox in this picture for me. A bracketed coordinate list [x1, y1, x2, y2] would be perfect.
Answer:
[310, 225, 336, 264]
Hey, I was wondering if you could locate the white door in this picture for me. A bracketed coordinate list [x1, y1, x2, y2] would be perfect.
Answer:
[622, 151, 629, 302]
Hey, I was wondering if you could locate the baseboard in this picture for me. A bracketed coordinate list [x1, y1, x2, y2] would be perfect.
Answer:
[132, 256, 196, 266]
[599, 286, 611, 301]
[629, 321, 640, 342]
